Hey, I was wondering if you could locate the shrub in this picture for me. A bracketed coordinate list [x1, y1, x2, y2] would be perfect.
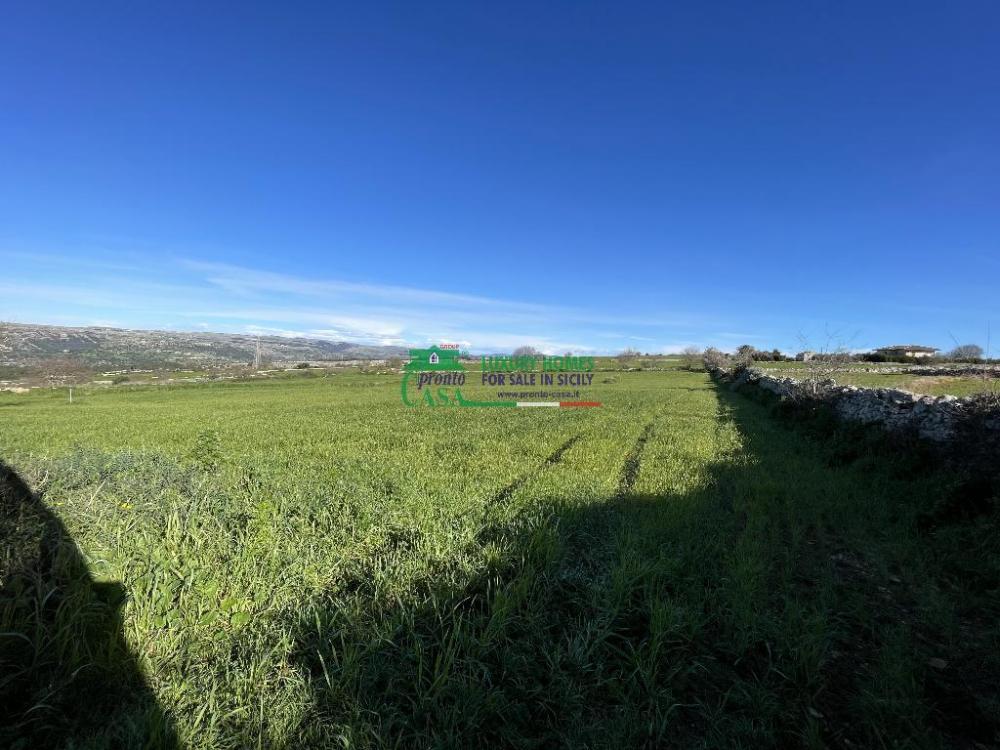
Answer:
[681, 346, 702, 371]
[190, 429, 222, 471]
[949, 344, 984, 361]
[702, 347, 728, 370]
[733, 345, 756, 369]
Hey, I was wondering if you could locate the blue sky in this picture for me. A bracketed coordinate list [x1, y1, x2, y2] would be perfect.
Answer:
[1, 2, 997, 354]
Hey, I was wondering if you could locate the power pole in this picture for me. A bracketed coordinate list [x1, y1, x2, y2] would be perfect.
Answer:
[254, 337, 262, 370]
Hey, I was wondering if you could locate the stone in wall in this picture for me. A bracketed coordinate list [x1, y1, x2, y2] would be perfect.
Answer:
[717, 367, 997, 444]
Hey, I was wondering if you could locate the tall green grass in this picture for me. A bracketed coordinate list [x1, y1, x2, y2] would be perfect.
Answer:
[1, 371, 997, 747]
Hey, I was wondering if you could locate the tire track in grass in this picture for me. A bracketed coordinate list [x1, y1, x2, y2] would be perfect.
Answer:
[616, 422, 654, 499]
[487, 434, 581, 510]
[338, 435, 584, 595]
[475, 435, 582, 548]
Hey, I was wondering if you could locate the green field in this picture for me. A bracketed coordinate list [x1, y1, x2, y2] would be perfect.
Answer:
[820, 371, 997, 397]
[754, 362, 998, 397]
[2, 370, 998, 748]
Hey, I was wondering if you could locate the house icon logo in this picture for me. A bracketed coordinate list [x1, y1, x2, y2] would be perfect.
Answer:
[404, 346, 465, 372]
[400, 345, 470, 407]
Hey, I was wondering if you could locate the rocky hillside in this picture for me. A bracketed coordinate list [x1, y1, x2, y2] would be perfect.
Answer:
[0, 322, 407, 369]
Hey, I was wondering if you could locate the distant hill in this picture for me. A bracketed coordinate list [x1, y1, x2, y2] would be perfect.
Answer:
[0, 322, 407, 369]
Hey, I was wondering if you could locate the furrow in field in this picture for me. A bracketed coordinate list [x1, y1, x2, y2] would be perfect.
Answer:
[484, 434, 581, 511]
[616, 421, 654, 498]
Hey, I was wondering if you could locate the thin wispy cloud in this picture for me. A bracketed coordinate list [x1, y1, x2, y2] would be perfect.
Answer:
[180, 259, 707, 330]
[1, 251, 718, 353]
[5, 248, 983, 354]
[182, 260, 548, 313]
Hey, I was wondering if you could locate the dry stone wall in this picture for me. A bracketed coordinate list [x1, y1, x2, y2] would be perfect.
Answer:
[718, 367, 1000, 444]
[764, 364, 1000, 378]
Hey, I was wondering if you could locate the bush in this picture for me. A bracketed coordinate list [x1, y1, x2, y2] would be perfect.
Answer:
[702, 347, 728, 370]
[512, 346, 541, 358]
[190, 429, 222, 471]
[949, 344, 984, 361]
[681, 346, 702, 371]
[733, 345, 755, 369]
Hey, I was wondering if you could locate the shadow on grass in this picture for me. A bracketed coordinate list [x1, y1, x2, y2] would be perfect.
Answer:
[0, 461, 177, 749]
[287, 382, 998, 748]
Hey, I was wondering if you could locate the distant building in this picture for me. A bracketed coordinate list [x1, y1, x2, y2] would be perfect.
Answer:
[795, 351, 815, 362]
[874, 345, 938, 360]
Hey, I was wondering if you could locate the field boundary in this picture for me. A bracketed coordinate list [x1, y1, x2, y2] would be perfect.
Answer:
[710, 365, 1000, 444]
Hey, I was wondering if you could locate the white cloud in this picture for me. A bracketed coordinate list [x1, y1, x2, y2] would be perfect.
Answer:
[0, 250, 716, 353]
